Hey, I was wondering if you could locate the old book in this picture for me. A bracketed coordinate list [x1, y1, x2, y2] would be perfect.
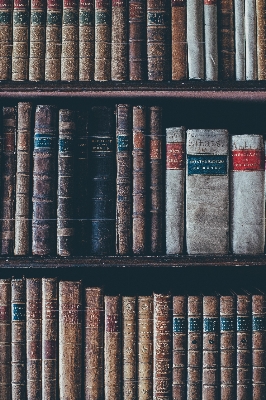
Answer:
[0, 279, 11, 399]
[0, 0, 12, 80]
[11, 278, 26, 399]
[84, 287, 104, 400]
[129, 0, 146, 80]
[89, 106, 116, 255]
[186, 129, 229, 254]
[61, 0, 78, 81]
[187, 295, 202, 400]
[45, 0, 62, 81]
[1, 107, 16, 255]
[116, 104, 132, 255]
[12, 0, 29, 81]
[57, 109, 76, 256]
[14, 102, 32, 256]
[230, 135, 265, 254]
[257, 0, 266, 79]
[204, 0, 218, 80]
[95, 0, 111, 81]
[105, 296, 122, 400]
[29, 0, 46, 81]
[111, 0, 127, 80]
[173, 296, 187, 400]
[138, 296, 153, 400]
[132, 105, 146, 255]
[32, 105, 57, 256]
[218, 0, 235, 80]
[187, 0, 204, 79]
[234, 0, 245, 80]
[153, 293, 172, 399]
[79, 0, 94, 81]
[26, 278, 41, 400]
[42, 277, 58, 400]
[171, 0, 187, 80]
[166, 127, 185, 255]
[59, 281, 82, 399]
[245, 0, 257, 80]
[147, 0, 171, 80]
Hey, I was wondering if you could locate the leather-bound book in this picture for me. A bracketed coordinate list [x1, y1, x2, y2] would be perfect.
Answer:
[138, 296, 153, 400]
[234, 0, 245, 80]
[11, 278, 26, 399]
[245, 0, 257, 80]
[61, 0, 78, 81]
[171, 0, 187, 80]
[129, 0, 146, 80]
[1, 107, 16, 255]
[173, 296, 187, 400]
[0, 279, 11, 399]
[153, 293, 172, 399]
[95, 0, 111, 81]
[42, 277, 58, 400]
[29, 0, 46, 81]
[187, 295, 202, 400]
[187, 0, 204, 79]
[57, 109, 76, 256]
[147, 0, 171, 81]
[32, 105, 57, 256]
[26, 278, 42, 400]
[132, 105, 146, 255]
[59, 281, 82, 399]
[0, 0, 12, 80]
[122, 296, 137, 399]
[257, 0, 266, 79]
[204, 0, 218, 80]
[111, 0, 127, 81]
[89, 106, 116, 255]
[79, 0, 94, 80]
[230, 135, 265, 254]
[116, 104, 132, 255]
[104, 296, 122, 400]
[218, 0, 235, 80]
[84, 287, 104, 400]
[12, 0, 29, 81]
[14, 102, 32, 256]
[45, 0, 62, 81]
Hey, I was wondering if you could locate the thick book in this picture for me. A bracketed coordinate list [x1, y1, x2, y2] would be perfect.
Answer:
[171, 0, 187, 80]
[187, 0, 204, 79]
[204, 0, 218, 80]
[0, 279, 11, 399]
[79, 0, 94, 81]
[230, 135, 265, 254]
[45, 0, 62, 81]
[186, 129, 229, 254]
[111, 0, 128, 81]
[0, 0, 12, 80]
[129, 0, 146, 80]
[234, 0, 245, 80]
[257, 0, 266, 79]
[61, 0, 78, 81]
[173, 295, 187, 400]
[29, 0, 46, 81]
[245, 0, 257, 80]
[166, 127, 185, 255]
[94, 0, 111, 81]
[12, 0, 29, 81]
[218, 0, 235, 80]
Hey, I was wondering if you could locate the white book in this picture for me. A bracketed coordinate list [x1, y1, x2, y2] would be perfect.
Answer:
[187, 0, 204, 79]
[204, 0, 218, 80]
[235, 0, 245, 80]
[245, 0, 257, 80]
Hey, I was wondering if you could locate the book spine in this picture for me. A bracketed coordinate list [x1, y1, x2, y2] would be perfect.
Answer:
[42, 277, 58, 400]
[186, 129, 229, 254]
[204, 0, 218, 80]
[147, 0, 171, 81]
[129, 0, 146, 80]
[26, 278, 41, 400]
[220, 295, 236, 400]
[0, 279, 11, 399]
[173, 296, 187, 400]
[116, 104, 132, 255]
[89, 106, 116, 255]
[218, 0, 235, 80]
[171, 0, 187, 80]
[61, 0, 78, 81]
[104, 295, 122, 400]
[153, 293, 172, 399]
[111, 0, 127, 80]
[1, 107, 16, 255]
[0, 0, 12, 80]
[187, 295, 202, 400]
[29, 0, 46, 81]
[45, 0, 62, 81]
[132, 105, 146, 254]
[84, 287, 104, 400]
[138, 296, 153, 400]
[230, 135, 265, 254]
[32, 105, 57, 256]
[12, 0, 29, 81]
[234, 0, 245, 80]
[11, 278, 26, 400]
[14, 102, 32, 256]
[256, 0, 266, 79]
[59, 281, 82, 399]
[79, 0, 94, 80]
[245, 0, 257, 80]
[252, 294, 266, 400]
[187, 0, 204, 79]
[95, 0, 111, 81]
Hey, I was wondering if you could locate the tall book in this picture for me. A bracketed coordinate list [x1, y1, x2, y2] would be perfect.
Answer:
[129, 0, 146, 80]
[45, 0, 62, 81]
[186, 129, 229, 254]
[95, 0, 111, 81]
[171, 0, 187, 80]
[29, 0, 46, 81]
[0, 0, 12, 80]
[234, 0, 245, 80]
[218, 0, 235, 80]
[187, 0, 204, 79]
[12, 0, 29, 81]
[173, 295, 187, 400]
[61, 0, 78, 81]
[166, 127, 185, 255]
[111, 0, 127, 80]
[59, 281, 82, 400]
[204, 0, 218, 80]
[245, 0, 257, 80]
[0, 279, 11, 399]
[257, 0, 266, 79]
[230, 135, 265, 254]
[79, 0, 94, 81]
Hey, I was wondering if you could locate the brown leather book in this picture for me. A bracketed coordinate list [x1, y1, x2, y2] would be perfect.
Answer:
[61, 0, 79, 81]
[111, 0, 128, 81]
[0, 279, 11, 399]
[12, 0, 29, 81]
[217, 0, 235, 80]
[171, 0, 187, 80]
[95, 0, 111, 81]
[256, 0, 266, 79]
[79, 0, 94, 80]
[173, 296, 187, 400]
[0, 0, 12, 80]
[45, 0, 62, 81]
[29, 0, 46, 81]
[129, 0, 146, 80]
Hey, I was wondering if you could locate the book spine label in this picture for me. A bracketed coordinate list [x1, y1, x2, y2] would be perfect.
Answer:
[204, 0, 218, 80]
[171, 0, 187, 80]
[187, 0, 204, 79]
[129, 0, 146, 80]
[111, 0, 127, 80]
[12, 0, 29, 81]
[95, 0, 111, 81]
[230, 135, 265, 254]
[45, 0, 62, 81]
[79, 0, 94, 80]
[234, 0, 245, 80]
[173, 296, 187, 400]
[61, 0, 78, 81]
[29, 0, 46, 81]
[252, 295, 266, 400]
[245, 0, 257, 80]
[218, 0, 235, 80]
[0, 279, 11, 399]
[0, 0, 12, 80]
[256, 0, 266, 79]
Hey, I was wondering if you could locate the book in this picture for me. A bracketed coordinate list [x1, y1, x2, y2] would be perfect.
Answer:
[0, 0, 12, 80]
[256, 0, 266, 79]
[61, 0, 78, 81]
[187, 0, 204, 79]
[234, 0, 245, 80]
[95, 0, 111, 81]
[245, 0, 257, 80]
[29, 0, 46, 81]
[218, 0, 235, 80]
[45, 0, 62, 81]
[204, 0, 218, 80]
[171, 0, 187, 80]
[173, 295, 187, 400]
[12, 0, 29, 81]
[0, 279, 11, 399]
[79, 0, 94, 81]
[129, 0, 146, 80]
[111, 0, 128, 81]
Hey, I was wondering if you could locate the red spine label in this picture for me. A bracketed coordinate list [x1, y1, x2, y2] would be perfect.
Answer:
[80, 0, 93, 7]
[231, 149, 264, 171]
[0, 0, 12, 8]
[96, 0, 109, 8]
[204, 0, 216, 4]
[64, 0, 78, 7]
[31, 0, 45, 8]
[112, 0, 125, 6]
[106, 315, 119, 332]
[87, 310, 102, 328]
[172, 0, 186, 6]
[133, 132, 145, 149]
[47, 0, 62, 10]
[129, 3, 145, 19]
[0, 306, 9, 321]
[166, 143, 185, 169]
[14, 0, 28, 8]
[150, 139, 162, 160]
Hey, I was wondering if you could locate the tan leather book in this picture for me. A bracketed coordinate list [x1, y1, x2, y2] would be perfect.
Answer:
[61, 0, 78, 81]
[0, 0, 12, 80]
[29, 0, 46, 81]
[95, 0, 111, 81]
[79, 0, 94, 80]
[256, 0, 266, 79]
[173, 296, 187, 400]
[111, 0, 128, 81]
[12, 0, 29, 81]
[171, 0, 187, 80]
[45, 0, 62, 81]
[129, 0, 146, 80]
[0, 279, 11, 399]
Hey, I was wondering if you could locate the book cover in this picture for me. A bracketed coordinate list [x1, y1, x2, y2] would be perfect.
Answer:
[79, 0, 94, 80]
[204, 0, 218, 80]
[95, 0, 111, 81]
[0, 0, 12, 80]
[45, 0, 62, 81]
[0, 279, 11, 399]
[29, 0, 46, 81]
[173, 295, 187, 400]
[61, 0, 78, 81]
[187, 0, 204, 79]
[256, 0, 266, 79]
[218, 0, 235, 80]
[234, 0, 245, 80]
[12, 0, 29, 81]
[111, 0, 128, 81]
[129, 0, 146, 80]
[171, 0, 187, 80]
[245, 0, 257, 80]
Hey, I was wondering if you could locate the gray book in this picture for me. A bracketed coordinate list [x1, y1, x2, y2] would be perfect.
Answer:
[187, 0, 204, 79]
[245, 0, 257, 80]
[235, 0, 245, 80]
[204, 0, 218, 80]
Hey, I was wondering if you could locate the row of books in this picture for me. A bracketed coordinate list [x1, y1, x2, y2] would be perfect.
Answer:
[1, 277, 266, 400]
[0, 0, 264, 82]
